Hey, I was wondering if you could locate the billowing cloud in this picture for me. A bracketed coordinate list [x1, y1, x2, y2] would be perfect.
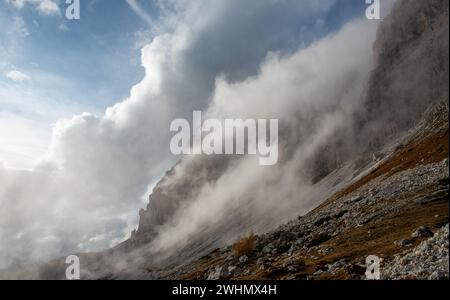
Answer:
[0, 0, 384, 269]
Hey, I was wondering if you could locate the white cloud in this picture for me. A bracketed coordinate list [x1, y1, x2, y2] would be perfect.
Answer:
[36, 0, 60, 15]
[4, 69, 31, 82]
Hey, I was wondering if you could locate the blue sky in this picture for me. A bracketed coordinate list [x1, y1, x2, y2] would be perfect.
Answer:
[0, 0, 369, 170]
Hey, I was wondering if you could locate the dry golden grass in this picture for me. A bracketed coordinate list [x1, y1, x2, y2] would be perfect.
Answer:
[233, 232, 256, 257]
